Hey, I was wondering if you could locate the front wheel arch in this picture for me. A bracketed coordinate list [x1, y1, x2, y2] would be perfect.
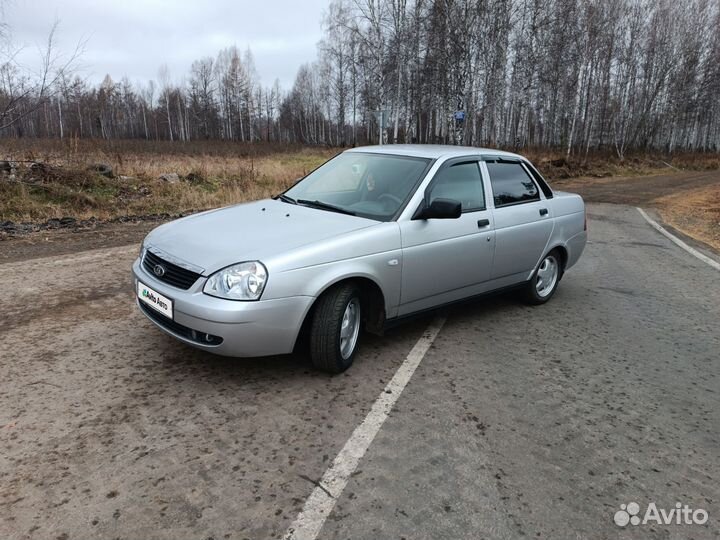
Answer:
[294, 276, 386, 357]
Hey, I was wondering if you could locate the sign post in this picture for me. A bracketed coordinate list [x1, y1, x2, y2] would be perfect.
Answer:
[372, 108, 389, 145]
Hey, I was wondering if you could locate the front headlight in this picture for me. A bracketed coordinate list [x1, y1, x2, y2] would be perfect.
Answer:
[203, 261, 268, 301]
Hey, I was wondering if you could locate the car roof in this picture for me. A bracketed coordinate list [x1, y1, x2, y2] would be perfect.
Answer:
[344, 144, 525, 161]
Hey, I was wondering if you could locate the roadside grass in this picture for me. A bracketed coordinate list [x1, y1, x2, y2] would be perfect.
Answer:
[0, 139, 336, 221]
[654, 184, 720, 251]
[1, 139, 718, 253]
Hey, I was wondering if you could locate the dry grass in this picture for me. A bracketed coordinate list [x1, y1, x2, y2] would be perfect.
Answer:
[653, 185, 720, 251]
[1, 139, 718, 236]
[0, 139, 336, 222]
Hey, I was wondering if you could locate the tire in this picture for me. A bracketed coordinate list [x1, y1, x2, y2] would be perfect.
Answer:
[523, 249, 562, 305]
[309, 283, 362, 373]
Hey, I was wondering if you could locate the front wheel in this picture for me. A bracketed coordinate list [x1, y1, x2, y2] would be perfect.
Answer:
[309, 283, 362, 373]
[523, 250, 562, 305]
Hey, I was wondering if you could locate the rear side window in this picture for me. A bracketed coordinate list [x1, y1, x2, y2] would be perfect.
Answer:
[487, 161, 540, 207]
[428, 162, 485, 212]
[523, 161, 554, 198]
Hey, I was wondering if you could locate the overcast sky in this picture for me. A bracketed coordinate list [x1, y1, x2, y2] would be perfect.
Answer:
[3, 0, 328, 89]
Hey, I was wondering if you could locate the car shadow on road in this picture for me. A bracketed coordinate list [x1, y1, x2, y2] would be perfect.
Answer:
[133, 286, 545, 398]
[138, 312, 434, 391]
[426, 288, 529, 327]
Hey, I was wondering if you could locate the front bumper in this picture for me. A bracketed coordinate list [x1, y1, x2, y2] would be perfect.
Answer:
[132, 258, 314, 357]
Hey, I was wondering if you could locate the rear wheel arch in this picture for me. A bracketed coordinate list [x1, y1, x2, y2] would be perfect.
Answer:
[544, 244, 568, 275]
[523, 247, 564, 305]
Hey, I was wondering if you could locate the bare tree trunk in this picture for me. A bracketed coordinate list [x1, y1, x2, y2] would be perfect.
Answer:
[57, 99, 63, 139]
[142, 104, 148, 139]
[165, 94, 173, 141]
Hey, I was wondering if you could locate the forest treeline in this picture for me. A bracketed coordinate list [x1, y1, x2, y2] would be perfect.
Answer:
[1, 0, 719, 157]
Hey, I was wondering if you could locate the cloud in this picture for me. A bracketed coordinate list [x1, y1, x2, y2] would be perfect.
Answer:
[3, 0, 327, 88]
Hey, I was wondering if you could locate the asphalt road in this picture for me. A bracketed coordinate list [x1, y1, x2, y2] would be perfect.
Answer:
[1, 203, 718, 540]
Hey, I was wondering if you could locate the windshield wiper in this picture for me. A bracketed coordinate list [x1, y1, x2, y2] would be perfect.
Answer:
[297, 199, 356, 216]
[273, 193, 297, 205]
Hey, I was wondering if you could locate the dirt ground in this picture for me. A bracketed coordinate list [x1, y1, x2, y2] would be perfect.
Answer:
[554, 169, 720, 251]
[0, 220, 160, 263]
[553, 169, 718, 204]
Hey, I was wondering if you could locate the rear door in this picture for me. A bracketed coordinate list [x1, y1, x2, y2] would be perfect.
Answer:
[399, 159, 495, 314]
[483, 159, 554, 280]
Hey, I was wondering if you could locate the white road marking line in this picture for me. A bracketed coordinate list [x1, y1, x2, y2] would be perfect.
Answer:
[283, 316, 447, 540]
[636, 207, 720, 271]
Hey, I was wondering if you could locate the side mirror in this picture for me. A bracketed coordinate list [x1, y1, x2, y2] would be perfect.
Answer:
[413, 198, 462, 220]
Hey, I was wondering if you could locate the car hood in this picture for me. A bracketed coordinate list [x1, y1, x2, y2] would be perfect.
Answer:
[144, 199, 377, 274]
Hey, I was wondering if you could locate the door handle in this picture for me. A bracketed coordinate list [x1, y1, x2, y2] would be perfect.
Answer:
[477, 219, 490, 228]
[539, 208, 548, 216]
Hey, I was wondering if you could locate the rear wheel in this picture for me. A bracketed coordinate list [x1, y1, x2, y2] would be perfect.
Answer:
[523, 250, 561, 305]
[309, 283, 362, 373]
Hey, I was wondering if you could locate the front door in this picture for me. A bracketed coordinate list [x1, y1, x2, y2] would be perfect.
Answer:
[399, 160, 496, 315]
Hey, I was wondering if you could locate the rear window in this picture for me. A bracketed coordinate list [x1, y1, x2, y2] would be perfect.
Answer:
[486, 161, 540, 207]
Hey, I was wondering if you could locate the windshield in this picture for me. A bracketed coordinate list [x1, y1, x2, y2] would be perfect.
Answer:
[284, 152, 432, 221]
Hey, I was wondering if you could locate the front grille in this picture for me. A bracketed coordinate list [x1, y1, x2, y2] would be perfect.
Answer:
[142, 250, 202, 290]
[139, 302, 223, 346]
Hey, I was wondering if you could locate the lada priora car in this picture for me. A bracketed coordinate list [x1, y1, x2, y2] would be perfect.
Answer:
[133, 145, 587, 373]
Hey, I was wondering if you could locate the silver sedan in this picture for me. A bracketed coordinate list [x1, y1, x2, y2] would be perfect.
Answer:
[133, 145, 587, 372]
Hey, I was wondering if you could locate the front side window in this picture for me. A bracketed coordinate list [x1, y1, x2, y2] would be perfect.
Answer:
[487, 161, 540, 207]
[284, 153, 431, 221]
[427, 161, 485, 212]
